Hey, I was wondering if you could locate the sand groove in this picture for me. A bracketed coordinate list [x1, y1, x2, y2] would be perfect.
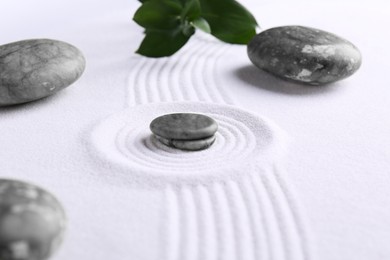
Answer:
[163, 167, 314, 260]
[89, 34, 315, 259]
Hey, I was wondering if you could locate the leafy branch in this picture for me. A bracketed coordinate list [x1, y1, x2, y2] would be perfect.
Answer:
[133, 0, 258, 57]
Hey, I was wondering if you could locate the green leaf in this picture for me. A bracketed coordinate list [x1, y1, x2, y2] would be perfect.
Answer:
[192, 17, 211, 33]
[199, 0, 258, 44]
[136, 28, 194, 57]
[181, 0, 201, 21]
[133, 0, 182, 30]
[134, 0, 200, 57]
[133, 0, 259, 57]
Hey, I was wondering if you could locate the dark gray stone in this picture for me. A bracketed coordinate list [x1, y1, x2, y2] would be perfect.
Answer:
[0, 179, 66, 260]
[150, 113, 218, 140]
[155, 134, 216, 151]
[0, 39, 86, 106]
[247, 26, 362, 85]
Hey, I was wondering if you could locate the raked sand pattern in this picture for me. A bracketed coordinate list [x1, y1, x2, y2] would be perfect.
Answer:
[89, 34, 316, 259]
[163, 168, 312, 260]
[89, 102, 283, 186]
[127, 35, 234, 106]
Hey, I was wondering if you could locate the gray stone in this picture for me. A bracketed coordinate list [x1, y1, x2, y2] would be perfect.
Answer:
[150, 113, 218, 140]
[155, 134, 216, 151]
[0, 39, 86, 106]
[247, 26, 362, 85]
[0, 179, 66, 260]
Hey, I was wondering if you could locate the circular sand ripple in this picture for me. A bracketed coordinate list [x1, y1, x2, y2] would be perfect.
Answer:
[89, 102, 283, 186]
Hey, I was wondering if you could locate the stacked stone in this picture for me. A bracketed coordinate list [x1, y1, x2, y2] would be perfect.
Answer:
[150, 113, 218, 151]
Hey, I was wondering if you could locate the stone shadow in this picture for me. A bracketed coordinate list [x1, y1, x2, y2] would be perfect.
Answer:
[0, 90, 68, 114]
[234, 65, 342, 96]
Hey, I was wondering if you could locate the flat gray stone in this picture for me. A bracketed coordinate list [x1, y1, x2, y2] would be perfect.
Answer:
[0, 179, 66, 260]
[150, 113, 218, 140]
[247, 26, 362, 85]
[155, 134, 216, 151]
[0, 39, 86, 106]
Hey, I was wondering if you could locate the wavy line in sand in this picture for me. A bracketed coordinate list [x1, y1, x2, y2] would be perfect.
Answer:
[163, 167, 314, 260]
[126, 35, 234, 107]
[99, 32, 316, 260]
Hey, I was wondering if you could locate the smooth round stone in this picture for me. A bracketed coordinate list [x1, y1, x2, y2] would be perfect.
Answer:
[0, 179, 66, 260]
[247, 26, 362, 85]
[155, 134, 216, 151]
[150, 113, 218, 140]
[0, 39, 86, 106]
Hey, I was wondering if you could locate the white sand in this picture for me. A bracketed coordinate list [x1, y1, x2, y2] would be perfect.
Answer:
[1, 0, 390, 259]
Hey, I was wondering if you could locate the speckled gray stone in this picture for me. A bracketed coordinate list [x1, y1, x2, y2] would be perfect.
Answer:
[0, 39, 86, 106]
[247, 26, 362, 85]
[0, 179, 66, 260]
[155, 134, 216, 151]
[150, 113, 218, 140]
